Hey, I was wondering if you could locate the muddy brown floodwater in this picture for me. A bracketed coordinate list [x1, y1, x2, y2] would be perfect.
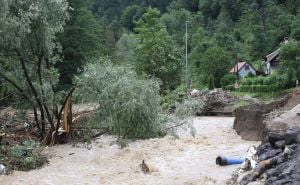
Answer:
[0, 117, 259, 185]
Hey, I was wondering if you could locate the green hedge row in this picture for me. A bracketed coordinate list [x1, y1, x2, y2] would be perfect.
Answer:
[241, 75, 287, 86]
[239, 84, 285, 93]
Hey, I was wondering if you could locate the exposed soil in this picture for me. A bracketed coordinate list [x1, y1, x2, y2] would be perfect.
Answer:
[233, 95, 291, 141]
[234, 89, 300, 141]
[0, 117, 259, 185]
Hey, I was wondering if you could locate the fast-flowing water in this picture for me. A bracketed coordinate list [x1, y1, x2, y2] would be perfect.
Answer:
[0, 117, 259, 185]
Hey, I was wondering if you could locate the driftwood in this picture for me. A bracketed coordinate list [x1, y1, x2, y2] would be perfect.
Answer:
[238, 154, 286, 185]
[72, 110, 95, 123]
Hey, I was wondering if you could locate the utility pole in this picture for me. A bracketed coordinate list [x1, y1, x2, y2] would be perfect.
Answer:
[185, 21, 189, 94]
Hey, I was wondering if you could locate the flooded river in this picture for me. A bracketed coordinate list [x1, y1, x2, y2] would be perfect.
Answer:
[0, 117, 259, 185]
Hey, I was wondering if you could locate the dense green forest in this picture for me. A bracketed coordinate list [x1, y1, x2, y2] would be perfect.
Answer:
[90, 0, 300, 88]
[73, 0, 299, 89]
[0, 0, 300, 141]
[1, 0, 300, 93]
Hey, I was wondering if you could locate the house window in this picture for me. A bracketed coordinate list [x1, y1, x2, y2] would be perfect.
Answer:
[245, 64, 249, 71]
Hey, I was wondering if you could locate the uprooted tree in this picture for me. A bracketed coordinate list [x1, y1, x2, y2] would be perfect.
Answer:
[0, 0, 73, 144]
[75, 61, 163, 139]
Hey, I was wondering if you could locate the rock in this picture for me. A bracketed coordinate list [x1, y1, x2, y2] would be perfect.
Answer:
[0, 164, 6, 175]
[258, 149, 282, 161]
[190, 89, 200, 97]
[248, 181, 264, 185]
[237, 129, 300, 185]
[265, 104, 300, 135]
[140, 160, 150, 174]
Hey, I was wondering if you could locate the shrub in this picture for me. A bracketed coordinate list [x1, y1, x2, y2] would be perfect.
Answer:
[241, 78, 252, 85]
[7, 140, 46, 171]
[224, 85, 235, 91]
[75, 61, 162, 139]
[161, 84, 186, 111]
[251, 77, 264, 85]
[208, 76, 215, 90]
[285, 69, 296, 88]
[246, 72, 255, 78]
[221, 74, 237, 88]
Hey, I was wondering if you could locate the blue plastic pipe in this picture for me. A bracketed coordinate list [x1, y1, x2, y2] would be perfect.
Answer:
[216, 156, 244, 166]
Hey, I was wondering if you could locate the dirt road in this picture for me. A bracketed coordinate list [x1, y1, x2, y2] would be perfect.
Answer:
[0, 117, 259, 185]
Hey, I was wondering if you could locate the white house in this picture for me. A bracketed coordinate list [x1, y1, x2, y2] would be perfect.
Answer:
[229, 62, 257, 78]
[264, 49, 279, 75]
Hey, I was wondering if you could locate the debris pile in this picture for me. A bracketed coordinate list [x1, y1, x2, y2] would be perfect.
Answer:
[237, 128, 300, 185]
[191, 89, 238, 115]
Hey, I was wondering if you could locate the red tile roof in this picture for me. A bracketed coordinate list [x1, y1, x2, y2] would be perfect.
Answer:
[229, 62, 247, 73]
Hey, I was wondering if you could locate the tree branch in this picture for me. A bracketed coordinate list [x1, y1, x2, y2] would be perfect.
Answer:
[0, 70, 30, 102]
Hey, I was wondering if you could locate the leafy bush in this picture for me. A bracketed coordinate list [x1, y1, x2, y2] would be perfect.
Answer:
[208, 75, 215, 90]
[161, 84, 186, 111]
[241, 78, 252, 85]
[75, 61, 162, 139]
[175, 98, 204, 119]
[6, 140, 46, 171]
[224, 85, 235, 91]
[252, 77, 264, 85]
[221, 74, 237, 88]
[246, 72, 255, 78]
[239, 73, 294, 93]
[284, 68, 296, 88]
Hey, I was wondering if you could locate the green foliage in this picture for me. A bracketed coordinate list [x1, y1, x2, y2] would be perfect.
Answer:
[246, 72, 255, 78]
[114, 33, 138, 64]
[224, 84, 235, 91]
[0, 0, 69, 138]
[239, 73, 294, 93]
[175, 97, 204, 118]
[121, 5, 144, 31]
[199, 47, 233, 88]
[221, 74, 237, 88]
[6, 140, 46, 171]
[58, 1, 104, 89]
[75, 61, 162, 139]
[161, 84, 186, 111]
[134, 8, 182, 92]
[208, 76, 215, 90]
[279, 41, 300, 80]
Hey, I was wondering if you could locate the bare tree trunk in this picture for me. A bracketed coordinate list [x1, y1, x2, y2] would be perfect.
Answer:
[16, 49, 47, 139]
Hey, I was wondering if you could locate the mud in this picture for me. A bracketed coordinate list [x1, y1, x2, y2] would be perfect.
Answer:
[0, 117, 259, 185]
[233, 95, 290, 141]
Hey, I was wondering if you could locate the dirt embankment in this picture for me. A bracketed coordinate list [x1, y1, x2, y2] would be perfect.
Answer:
[233, 95, 291, 141]
[234, 89, 300, 141]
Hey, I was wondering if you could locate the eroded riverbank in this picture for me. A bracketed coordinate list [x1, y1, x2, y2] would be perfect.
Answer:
[0, 117, 259, 185]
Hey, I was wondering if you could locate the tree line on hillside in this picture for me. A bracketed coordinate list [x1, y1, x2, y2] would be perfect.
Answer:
[66, 0, 300, 90]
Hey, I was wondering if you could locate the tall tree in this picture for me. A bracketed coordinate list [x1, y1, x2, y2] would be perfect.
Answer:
[198, 47, 233, 88]
[114, 33, 138, 64]
[0, 0, 70, 141]
[58, 0, 104, 89]
[134, 8, 182, 92]
[121, 5, 144, 31]
[279, 41, 300, 80]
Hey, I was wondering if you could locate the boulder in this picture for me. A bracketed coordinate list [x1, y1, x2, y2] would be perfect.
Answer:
[264, 104, 300, 135]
